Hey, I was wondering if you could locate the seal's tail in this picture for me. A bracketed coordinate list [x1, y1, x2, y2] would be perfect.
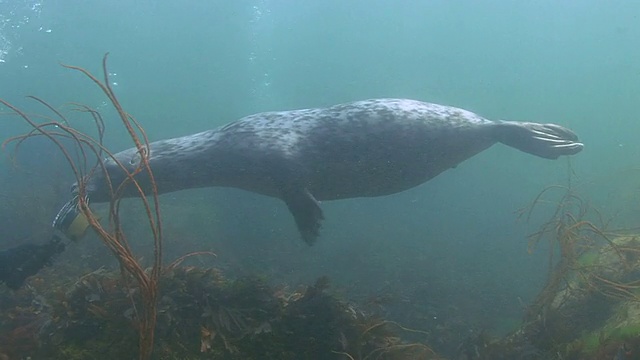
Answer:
[494, 121, 584, 159]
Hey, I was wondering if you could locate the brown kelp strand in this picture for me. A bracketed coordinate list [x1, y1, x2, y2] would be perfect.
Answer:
[2, 54, 162, 360]
[30, 267, 440, 360]
[1, 56, 441, 359]
[470, 182, 640, 359]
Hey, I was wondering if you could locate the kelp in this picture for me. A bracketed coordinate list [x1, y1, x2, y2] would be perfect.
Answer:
[0, 56, 440, 359]
[2, 54, 165, 359]
[462, 182, 640, 359]
[33, 267, 440, 360]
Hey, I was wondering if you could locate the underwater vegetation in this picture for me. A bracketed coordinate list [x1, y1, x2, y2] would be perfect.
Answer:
[0, 267, 433, 360]
[0, 56, 439, 359]
[4, 56, 640, 360]
[1, 54, 164, 359]
[457, 185, 640, 360]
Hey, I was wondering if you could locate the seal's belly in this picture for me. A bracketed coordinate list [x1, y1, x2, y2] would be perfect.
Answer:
[300, 122, 495, 200]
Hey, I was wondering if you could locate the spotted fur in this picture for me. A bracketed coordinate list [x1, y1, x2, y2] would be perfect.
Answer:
[79, 98, 583, 244]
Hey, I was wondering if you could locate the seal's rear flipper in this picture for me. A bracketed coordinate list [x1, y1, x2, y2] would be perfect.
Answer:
[283, 188, 324, 245]
[495, 121, 584, 159]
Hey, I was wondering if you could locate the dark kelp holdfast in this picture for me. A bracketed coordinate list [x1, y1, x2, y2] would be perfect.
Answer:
[1, 54, 165, 360]
[0, 234, 66, 290]
[0, 194, 90, 289]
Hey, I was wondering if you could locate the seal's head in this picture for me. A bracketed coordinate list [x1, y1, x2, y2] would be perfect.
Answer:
[54, 149, 146, 241]
[74, 145, 154, 203]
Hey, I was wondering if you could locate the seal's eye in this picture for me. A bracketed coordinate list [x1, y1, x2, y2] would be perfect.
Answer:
[129, 153, 140, 166]
[129, 147, 149, 166]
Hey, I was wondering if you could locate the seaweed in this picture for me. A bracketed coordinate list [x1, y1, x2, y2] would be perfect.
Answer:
[463, 179, 640, 359]
[3, 55, 167, 359]
[30, 267, 440, 360]
[1, 55, 442, 359]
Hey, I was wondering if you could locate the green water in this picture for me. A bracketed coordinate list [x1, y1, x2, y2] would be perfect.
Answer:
[1, 0, 639, 355]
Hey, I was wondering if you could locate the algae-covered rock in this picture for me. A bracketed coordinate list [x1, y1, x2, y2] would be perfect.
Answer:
[468, 235, 640, 360]
[29, 267, 440, 360]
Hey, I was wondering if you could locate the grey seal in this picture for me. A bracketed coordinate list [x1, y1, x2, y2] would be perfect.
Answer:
[77, 98, 583, 244]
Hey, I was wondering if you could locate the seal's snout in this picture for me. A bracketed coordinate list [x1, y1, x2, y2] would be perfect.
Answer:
[69, 177, 97, 197]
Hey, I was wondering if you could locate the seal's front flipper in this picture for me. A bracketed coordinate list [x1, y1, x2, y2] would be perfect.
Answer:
[495, 121, 584, 159]
[283, 188, 324, 245]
